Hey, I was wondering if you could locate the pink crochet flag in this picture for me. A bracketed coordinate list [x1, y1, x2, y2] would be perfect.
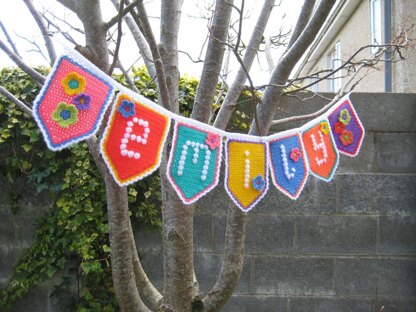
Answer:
[33, 55, 115, 150]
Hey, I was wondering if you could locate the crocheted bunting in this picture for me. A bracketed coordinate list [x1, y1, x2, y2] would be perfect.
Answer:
[268, 129, 309, 200]
[167, 122, 222, 204]
[326, 96, 365, 157]
[33, 55, 115, 150]
[100, 93, 170, 186]
[225, 138, 269, 212]
[301, 118, 339, 182]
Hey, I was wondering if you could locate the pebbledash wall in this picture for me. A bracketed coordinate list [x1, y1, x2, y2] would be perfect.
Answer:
[1, 93, 415, 311]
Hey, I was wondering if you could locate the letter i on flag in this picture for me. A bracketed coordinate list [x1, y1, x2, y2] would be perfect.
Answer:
[100, 93, 170, 186]
[33, 55, 115, 150]
[167, 121, 222, 204]
[326, 96, 365, 157]
[268, 129, 309, 199]
[225, 137, 269, 212]
[301, 118, 339, 181]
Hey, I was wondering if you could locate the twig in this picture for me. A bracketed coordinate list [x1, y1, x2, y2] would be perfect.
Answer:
[105, 0, 139, 31]
[0, 40, 46, 85]
[0, 20, 21, 57]
[0, 86, 33, 116]
[108, 0, 125, 75]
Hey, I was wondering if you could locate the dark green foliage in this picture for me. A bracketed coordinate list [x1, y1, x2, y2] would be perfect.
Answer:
[0, 66, 251, 311]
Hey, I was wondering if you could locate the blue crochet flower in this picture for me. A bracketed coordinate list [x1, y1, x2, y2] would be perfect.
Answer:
[118, 99, 135, 118]
[252, 175, 265, 191]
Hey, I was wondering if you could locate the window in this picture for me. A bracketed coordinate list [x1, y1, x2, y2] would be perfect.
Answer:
[327, 41, 342, 92]
[370, 0, 382, 52]
[310, 74, 319, 92]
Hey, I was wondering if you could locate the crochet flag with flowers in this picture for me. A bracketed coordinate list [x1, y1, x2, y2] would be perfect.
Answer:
[100, 93, 170, 186]
[167, 121, 222, 204]
[268, 129, 309, 200]
[33, 55, 115, 150]
[301, 118, 339, 182]
[225, 137, 269, 212]
[326, 95, 365, 157]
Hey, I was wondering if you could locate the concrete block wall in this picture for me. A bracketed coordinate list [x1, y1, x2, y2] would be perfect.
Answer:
[137, 93, 416, 311]
[1, 93, 415, 311]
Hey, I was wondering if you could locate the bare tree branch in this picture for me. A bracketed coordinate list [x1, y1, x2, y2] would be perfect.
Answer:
[23, 0, 56, 64]
[286, 0, 316, 50]
[0, 40, 46, 85]
[0, 20, 21, 57]
[132, 1, 173, 111]
[253, 0, 337, 136]
[0, 86, 33, 116]
[108, 0, 125, 75]
[213, 0, 275, 131]
[110, 0, 157, 81]
[105, 0, 139, 31]
[191, 0, 234, 123]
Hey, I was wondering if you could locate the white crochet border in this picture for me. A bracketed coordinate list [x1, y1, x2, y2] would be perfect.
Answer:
[166, 119, 223, 205]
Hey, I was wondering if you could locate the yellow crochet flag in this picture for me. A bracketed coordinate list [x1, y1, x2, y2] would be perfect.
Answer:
[225, 138, 269, 212]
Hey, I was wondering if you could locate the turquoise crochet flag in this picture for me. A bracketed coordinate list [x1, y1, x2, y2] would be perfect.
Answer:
[167, 121, 222, 204]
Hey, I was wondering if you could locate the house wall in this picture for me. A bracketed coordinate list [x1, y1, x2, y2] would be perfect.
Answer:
[391, 0, 416, 92]
[1, 93, 415, 312]
[303, 0, 416, 93]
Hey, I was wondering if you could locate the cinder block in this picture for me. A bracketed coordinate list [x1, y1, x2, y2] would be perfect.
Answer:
[337, 174, 416, 214]
[196, 174, 229, 214]
[288, 297, 416, 312]
[193, 214, 213, 253]
[376, 133, 416, 173]
[379, 216, 416, 255]
[194, 253, 251, 294]
[224, 295, 287, 312]
[139, 252, 163, 291]
[335, 258, 416, 297]
[134, 226, 163, 255]
[255, 177, 336, 214]
[297, 215, 377, 254]
[252, 256, 334, 296]
[337, 132, 375, 173]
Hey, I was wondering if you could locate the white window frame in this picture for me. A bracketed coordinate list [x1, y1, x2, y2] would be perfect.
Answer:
[370, 0, 382, 53]
[328, 41, 342, 92]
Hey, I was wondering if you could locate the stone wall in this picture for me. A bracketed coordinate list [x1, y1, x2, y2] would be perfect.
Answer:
[1, 93, 415, 311]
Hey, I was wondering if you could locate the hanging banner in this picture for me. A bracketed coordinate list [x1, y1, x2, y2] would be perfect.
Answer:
[33, 55, 115, 150]
[301, 118, 339, 182]
[268, 129, 309, 200]
[225, 137, 269, 212]
[100, 93, 170, 186]
[326, 96, 365, 157]
[167, 121, 222, 204]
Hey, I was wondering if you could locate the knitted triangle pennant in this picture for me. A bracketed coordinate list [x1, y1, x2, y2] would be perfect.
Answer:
[167, 121, 222, 204]
[326, 96, 365, 157]
[100, 93, 170, 186]
[268, 129, 309, 200]
[301, 118, 339, 182]
[33, 55, 115, 150]
[225, 137, 269, 212]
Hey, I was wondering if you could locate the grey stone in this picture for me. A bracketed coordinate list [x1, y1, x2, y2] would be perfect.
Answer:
[193, 213, 214, 252]
[335, 258, 416, 297]
[194, 253, 251, 294]
[376, 133, 416, 173]
[255, 176, 337, 214]
[297, 215, 377, 254]
[214, 214, 295, 255]
[379, 215, 416, 255]
[252, 256, 334, 296]
[223, 295, 287, 312]
[337, 174, 416, 214]
[139, 252, 164, 291]
[288, 297, 416, 312]
[338, 132, 376, 173]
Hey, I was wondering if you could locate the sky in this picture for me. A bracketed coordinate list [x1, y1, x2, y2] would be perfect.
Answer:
[0, 0, 304, 85]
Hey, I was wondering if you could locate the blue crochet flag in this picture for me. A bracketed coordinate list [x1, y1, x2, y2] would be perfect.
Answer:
[268, 129, 309, 199]
[167, 121, 222, 204]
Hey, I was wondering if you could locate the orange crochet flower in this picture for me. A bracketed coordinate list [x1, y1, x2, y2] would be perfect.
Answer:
[61, 72, 86, 95]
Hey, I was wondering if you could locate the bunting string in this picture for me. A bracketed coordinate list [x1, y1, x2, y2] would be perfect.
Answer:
[31, 49, 365, 212]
